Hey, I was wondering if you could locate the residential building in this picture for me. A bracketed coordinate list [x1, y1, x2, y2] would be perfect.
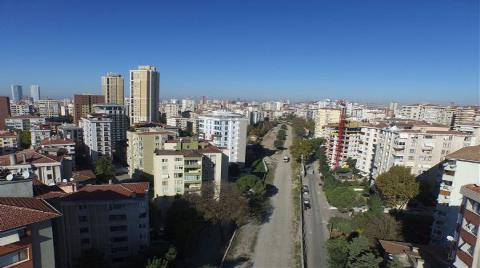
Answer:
[0, 197, 60, 268]
[37, 99, 61, 118]
[0, 173, 33, 197]
[73, 94, 105, 124]
[167, 116, 189, 131]
[40, 137, 76, 161]
[454, 107, 480, 126]
[30, 125, 52, 147]
[102, 72, 124, 105]
[5, 116, 46, 131]
[163, 103, 179, 119]
[54, 183, 150, 268]
[129, 65, 160, 124]
[324, 123, 362, 168]
[80, 114, 112, 163]
[153, 139, 228, 197]
[355, 124, 386, 178]
[454, 184, 480, 268]
[127, 125, 177, 177]
[10, 102, 31, 116]
[198, 110, 248, 164]
[181, 98, 195, 112]
[373, 124, 474, 178]
[93, 104, 128, 147]
[314, 108, 341, 138]
[0, 96, 11, 129]
[0, 130, 19, 155]
[30, 85, 41, 102]
[431, 146, 480, 246]
[11, 84, 23, 103]
[58, 124, 84, 145]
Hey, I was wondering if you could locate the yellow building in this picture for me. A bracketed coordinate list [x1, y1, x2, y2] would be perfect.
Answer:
[101, 72, 124, 105]
[314, 108, 341, 138]
[129, 65, 160, 124]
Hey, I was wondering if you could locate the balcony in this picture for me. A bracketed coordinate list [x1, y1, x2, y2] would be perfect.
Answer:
[443, 162, 457, 171]
[393, 143, 405, 150]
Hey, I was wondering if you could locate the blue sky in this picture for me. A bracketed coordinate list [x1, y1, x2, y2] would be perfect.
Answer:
[0, 0, 478, 104]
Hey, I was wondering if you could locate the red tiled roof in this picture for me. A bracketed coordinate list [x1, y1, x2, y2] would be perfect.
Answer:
[0, 197, 61, 231]
[62, 182, 149, 201]
[0, 131, 18, 138]
[40, 138, 75, 145]
[71, 169, 96, 182]
[446, 145, 480, 162]
[464, 184, 480, 195]
[32, 179, 67, 199]
[0, 149, 62, 166]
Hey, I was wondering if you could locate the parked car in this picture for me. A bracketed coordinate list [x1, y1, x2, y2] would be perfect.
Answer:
[283, 156, 290, 162]
[303, 198, 311, 209]
[302, 185, 309, 193]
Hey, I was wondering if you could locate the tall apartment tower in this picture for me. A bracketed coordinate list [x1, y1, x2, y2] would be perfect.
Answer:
[129, 65, 160, 125]
[0, 96, 11, 129]
[102, 73, 124, 105]
[30, 85, 41, 102]
[11, 84, 23, 103]
[73, 94, 105, 125]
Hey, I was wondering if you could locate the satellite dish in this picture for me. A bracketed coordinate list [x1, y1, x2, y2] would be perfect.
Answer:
[62, 179, 67, 183]
[6, 174, 13, 181]
[22, 171, 30, 179]
[69, 178, 74, 181]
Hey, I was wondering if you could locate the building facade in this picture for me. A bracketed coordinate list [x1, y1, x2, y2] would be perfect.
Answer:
[102, 73, 124, 105]
[314, 108, 341, 138]
[94, 104, 129, 146]
[80, 114, 112, 163]
[30, 85, 41, 102]
[73, 94, 105, 125]
[198, 110, 248, 164]
[11, 84, 23, 103]
[0, 130, 19, 155]
[129, 65, 160, 124]
[5, 116, 46, 131]
[37, 99, 61, 118]
[0, 96, 11, 129]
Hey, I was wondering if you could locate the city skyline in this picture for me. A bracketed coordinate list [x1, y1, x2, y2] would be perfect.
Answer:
[0, 1, 478, 104]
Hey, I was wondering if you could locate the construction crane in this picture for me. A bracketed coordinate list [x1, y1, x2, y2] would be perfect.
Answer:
[334, 100, 346, 168]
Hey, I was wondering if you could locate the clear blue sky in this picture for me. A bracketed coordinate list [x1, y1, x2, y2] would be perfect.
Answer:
[0, 0, 478, 104]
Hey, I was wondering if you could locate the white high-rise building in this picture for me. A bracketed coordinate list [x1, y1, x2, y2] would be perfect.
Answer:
[11, 84, 23, 103]
[129, 65, 160, 124]
[93, 103, 129, 146]
[198, 110, 248, 164]
[181, 98, 195, 112]
[30, 85, 41, 102]
[80, 114, 112, 163]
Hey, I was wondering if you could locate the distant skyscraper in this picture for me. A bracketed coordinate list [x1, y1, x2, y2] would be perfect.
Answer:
[10, 85, 22, 103]
[129, 65, 160, 125]
[101, 73, 124, 105]
[30, 85, 41, 102]
[73, 94, 105, 125]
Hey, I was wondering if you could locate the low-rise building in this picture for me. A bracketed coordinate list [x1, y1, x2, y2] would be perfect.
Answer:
[454, 184, 480, 268]
[54, 183, 150, 268]
[30, 125, 52, 147]
[58, 124, 83, 145]
[431, 146, 480, 246]
[0, 130, 19, 155]
[10, 102, 31, 116]
[0, 197, 61, 268]
[5, 116, 46, 131]
[153, 139, 228, 197]
[37, 99, 61, 118]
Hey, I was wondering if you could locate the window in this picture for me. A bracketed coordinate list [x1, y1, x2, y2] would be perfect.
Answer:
[79, 227, 89, 233]
[109, 214, 127, 221]
[139, 212, 147, 218]
[175, 157, 182, 162]
[80, 238, 90, 245]
[110, 236, 128, 243]
[110, 225, 127, 232]
[79, 216, 88, 222]
[0, 248, 28, 267]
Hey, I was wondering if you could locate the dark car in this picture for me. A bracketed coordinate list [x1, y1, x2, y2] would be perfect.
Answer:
[302, 185, 309, 193]
[303, 198, 311, 209]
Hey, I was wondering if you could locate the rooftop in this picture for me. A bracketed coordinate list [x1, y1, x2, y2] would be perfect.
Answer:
[0, 197, 61, 232]
[0, 149, 63, 166]
[40, 137, 75, 146]
[62, 182, 149, 201]
[446, 145, 480, 162]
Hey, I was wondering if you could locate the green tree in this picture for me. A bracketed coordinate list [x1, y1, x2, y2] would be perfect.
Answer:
[235, 174, 266, 197]
[387, 256, 403, 268]
[354, 213, 401, 243]
[290, 139, 314, 162]
[375, 166, 419, 209]
[328, 187, 357, 212]
[16, 129, 31, 149]
[367, 194, 384, 214]
[346, 157, 359, 174]
[274, 140, 284, 149]
[145, 257, 165, 268]
[346, 236, 382, 268]
[326, 237, 350, 268]
[95, 156, 115, 183]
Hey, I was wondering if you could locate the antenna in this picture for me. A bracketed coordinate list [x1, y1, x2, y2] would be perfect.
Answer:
[6, 174, 13, 181]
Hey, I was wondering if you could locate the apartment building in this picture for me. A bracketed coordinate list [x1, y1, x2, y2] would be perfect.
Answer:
[10, 102, 31, 116]
[198, 110, 248, 164]
[153, 139, 228, 197]
[454, 107, 480, 126]
[355, 124, 386, 178]
[0, 130, 19, 155]
[73, 94, 105, 125]
[166, 116, 189, 130]
[373, 123, 474, 178]
[0, 197, 60, 268]
[399, 104, 454, 125]
[314, 108, 341, 138]
[58, 124, 83, 145]
[163, 103, 179, 119]
[181, 98, 195, 112]
[93, 104, 129, 146]
[5, 116, 46, 131]
[129, 65, 160, 124]
[37, 99, 61, 118]
[0, 96, 11, 129]
[430, 146, 480, 246]
[0, 149, 68, 185]
[80, 114, 112, 163]
[102, 72, 124, 105]
[40, 137, 76, 162]
[30, 125, 52, 147]
[127, 125, 177, 177]
[324, 123, 362, 168]
[54, 183, 150, 268]
[454, 184, 480, 268]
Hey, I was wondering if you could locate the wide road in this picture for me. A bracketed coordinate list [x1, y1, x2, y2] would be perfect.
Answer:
[252, 125, 294, 268]
[303, 165, 331, 268]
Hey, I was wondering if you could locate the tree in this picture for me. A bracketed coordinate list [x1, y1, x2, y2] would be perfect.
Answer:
[145, 257, 166, 268]
[95, 156, 115, 183]
[16, 129, 31, 149]
[326, 237, 350, 268]
[375, 166, 419, 209]
[235, 174, 265, 197]
[367, 194, 384, 214]
[346, 157, 359, 175]
[165, 199, 204, 253]
[356, 213, 401, 243]
[290, 139, 314, 162]
[346, 236, 382, 268]
[274, 139, 284, 149]
[328, 187, 357, 212]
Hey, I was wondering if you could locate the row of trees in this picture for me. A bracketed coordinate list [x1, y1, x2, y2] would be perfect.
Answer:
[274, 124, 287, 149]
[247, 119, 277, 139]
